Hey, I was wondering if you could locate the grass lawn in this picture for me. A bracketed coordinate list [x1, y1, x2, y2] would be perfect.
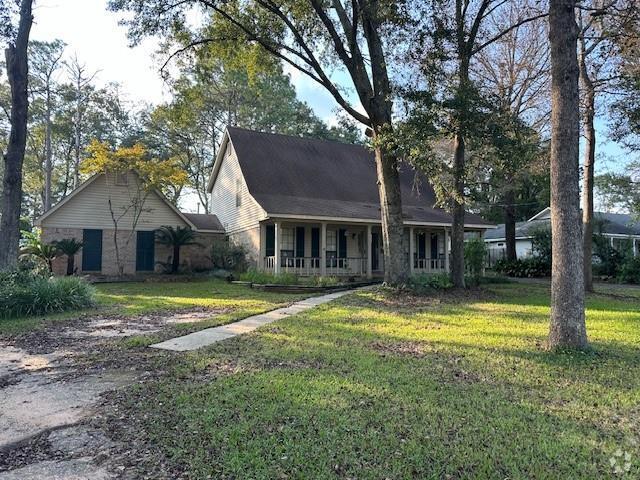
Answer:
[0, 278, 310, 335]
[117, 283, 640, 479]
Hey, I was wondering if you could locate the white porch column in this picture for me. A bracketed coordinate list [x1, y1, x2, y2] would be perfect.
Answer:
[259, 223, 266, 270]
[321, 222, 327, 275]
[479, 230, 486, 276]
[366, 224, 373, 279]
[409, 227, 415, 276]
[274, 221, 281, 274]
[444, 228, 450, 272]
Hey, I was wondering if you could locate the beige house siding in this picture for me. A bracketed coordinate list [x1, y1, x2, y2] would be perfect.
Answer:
[210, 142, 265, 235]
[40, 172, 188, 230]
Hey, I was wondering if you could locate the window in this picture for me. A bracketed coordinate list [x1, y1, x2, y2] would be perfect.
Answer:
[280, 227, 294, 266]
[114, 172, 128, 186]
[235, 179, 242, 207]
[326, 229, 337, 267]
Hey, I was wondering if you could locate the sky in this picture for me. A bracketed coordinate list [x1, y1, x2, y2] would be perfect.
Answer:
[30, 0, 632, 213]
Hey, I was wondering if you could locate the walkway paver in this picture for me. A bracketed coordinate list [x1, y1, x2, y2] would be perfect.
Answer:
[150, 289, 358, 352]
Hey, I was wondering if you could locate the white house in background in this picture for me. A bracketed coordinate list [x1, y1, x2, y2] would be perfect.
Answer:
[484, 207, 640, 262]
[207, 127, 494, 278]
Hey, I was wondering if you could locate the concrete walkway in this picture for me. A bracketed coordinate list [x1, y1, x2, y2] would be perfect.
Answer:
[150, 288, 358, 352]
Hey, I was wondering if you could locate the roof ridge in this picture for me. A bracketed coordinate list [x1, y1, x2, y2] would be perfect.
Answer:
[226, 125, 367, 149]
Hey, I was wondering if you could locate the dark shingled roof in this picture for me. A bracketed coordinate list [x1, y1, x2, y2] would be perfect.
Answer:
[226, 127, 492, 226]
[485, 211, 640, 240]
[182, 213, 224, 232]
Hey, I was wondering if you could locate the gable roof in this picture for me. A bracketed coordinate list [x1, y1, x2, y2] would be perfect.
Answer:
[210, 127, 493, 227]
[35, 172, 221, 233]
[485, 209, 640, 240]
[182, 213, 224, 232]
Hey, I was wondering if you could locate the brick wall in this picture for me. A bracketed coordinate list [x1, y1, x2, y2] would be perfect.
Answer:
[228, 226, 261, 269]
[42, 227, 224, 276]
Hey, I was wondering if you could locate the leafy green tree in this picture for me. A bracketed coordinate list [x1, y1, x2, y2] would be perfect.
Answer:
[81, 141, 187, 276]
[595, 167, 640, 217]
[155, 226, 199, 274]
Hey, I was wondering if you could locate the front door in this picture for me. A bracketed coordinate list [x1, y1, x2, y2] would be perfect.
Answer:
[82, 229, 102, 272]
[136, 231, 155, 272]
[371, 232, 380, 271]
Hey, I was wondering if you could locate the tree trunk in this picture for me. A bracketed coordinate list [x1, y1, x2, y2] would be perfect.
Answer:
[579, 48, 596, 292]
[450, 133, 466, 288]
[172, 245, 180, 273]
[74, 98, 81, 189]
[548, 0, 588, 350]
[66, 255, 74, 276]
[504, 188, 517, 261]
[372, 130, 408, 285]
[0, 0, 33, 270]
[44, 87, 53, 211]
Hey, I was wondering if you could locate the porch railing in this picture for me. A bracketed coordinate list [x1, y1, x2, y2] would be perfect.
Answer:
[263, 256, 367, 276]
[413, 257, 446, 273]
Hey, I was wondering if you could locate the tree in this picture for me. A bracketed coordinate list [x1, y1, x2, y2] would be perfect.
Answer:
[576, 1, 636, 291]
[473, 6, 550, 261]
[547, 0, 588, 350]
[0, 0, 33, 270]
[20, 230, 57, 272]
[155, 225, 198, 274]
[29, 39, 65, 212]
[65, 55, 98, 189]
[53, 237, 82, 275]
[81, 141, 187, 276]
[407, 0, 545, 287]
[595, 166, 640, 216]
[109, 0, 410, 284]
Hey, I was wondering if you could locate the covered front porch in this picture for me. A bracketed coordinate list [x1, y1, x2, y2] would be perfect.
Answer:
[259, 220, 454, 278]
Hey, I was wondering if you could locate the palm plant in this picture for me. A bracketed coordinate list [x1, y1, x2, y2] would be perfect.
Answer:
[155, 226, 199, 274]
[53, 238, 83, 275]
[20, 231, 59, 273]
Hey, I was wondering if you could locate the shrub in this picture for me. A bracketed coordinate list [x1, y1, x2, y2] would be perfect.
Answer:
[464, 238, 487, 285]
[593, 235, 632, 278]
[309, 276, 340, 287]
[0, 271, 96, 318]
[530, 226, 552, 264]
[617, 257, 640, 284]
[494, 257, 550, 278]
[239, 270, 299, 285]
[211, 241, 248, 272]
[408, 273, 453, 292]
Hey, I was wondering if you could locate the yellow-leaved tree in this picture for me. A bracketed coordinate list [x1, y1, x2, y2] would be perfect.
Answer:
[81, 140, 187, 276]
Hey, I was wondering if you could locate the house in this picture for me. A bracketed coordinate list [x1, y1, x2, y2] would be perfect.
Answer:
[484, 207, 640, 263]
[36, 171, 224, 276]
[207, 127, 494, 278]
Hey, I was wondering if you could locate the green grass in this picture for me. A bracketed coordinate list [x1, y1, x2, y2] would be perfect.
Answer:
[120, 283, 640, 479]
[0, 278, 309, 335]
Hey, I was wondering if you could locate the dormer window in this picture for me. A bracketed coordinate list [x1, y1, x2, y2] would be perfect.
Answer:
[115, 172, 128, 186]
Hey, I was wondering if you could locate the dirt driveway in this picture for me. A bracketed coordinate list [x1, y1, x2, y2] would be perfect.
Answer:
[0, 309, 221, 479]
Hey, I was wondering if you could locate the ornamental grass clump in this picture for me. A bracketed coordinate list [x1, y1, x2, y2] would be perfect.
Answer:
[0, 270, 96, 318]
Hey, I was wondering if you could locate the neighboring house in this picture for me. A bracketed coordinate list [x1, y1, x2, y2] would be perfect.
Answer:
[36, 171, 224, 276]
[207, 127, 494, 278]
[484, 207, 640, 263]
